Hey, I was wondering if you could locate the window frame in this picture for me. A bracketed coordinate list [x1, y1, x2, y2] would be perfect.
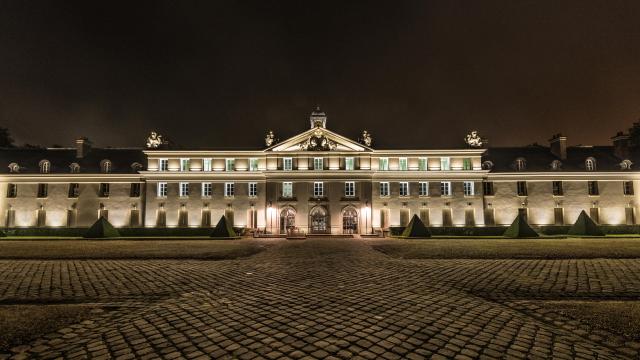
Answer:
[313, 157, 323, 170]
[282, 182, 293, 198]
[463, 181, 475, 196]
[130, 183, 141, 198]
[379, 182, 390, 197]
[516, 181, 528, 196]
[588, 180, 599, 196]
[157, 182, 168, 198]
[180, 158, 190, 172]
[283, 157, 293, 171]
[159, 159, 169, 171]
[179, 182, 189, 197]
[313, 182, 324, 197]
[418, 157, 428, 171]
[345, 157, 355, 171]
[99, 183, 110, 198]
[225, 158, 235, 172]
[37, 183, 48, 198]
[398, 158, 408, 171]
[248, 182, 257, 197]
[249, 158, 259, 171]
[440, 157, 450, 171]
[440, 181, 452, 196]
[344, 181, 355, 197]
[202, 182, 212, 198]
[418, 181, 428, 197]
[552, 181, 564, 196]
[224, 182, 235, 197]
[379, 157, 389, 171]
[624, 181, 635, 196]
[202, 158, 212, 172]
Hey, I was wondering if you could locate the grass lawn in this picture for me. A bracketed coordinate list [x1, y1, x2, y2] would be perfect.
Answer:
[0, 239, 274, 259]
[0, 304, 101, 351]
[371, 237, 640, 259]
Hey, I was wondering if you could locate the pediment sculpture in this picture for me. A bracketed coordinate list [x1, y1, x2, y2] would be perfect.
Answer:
[299, 127, 337, 151]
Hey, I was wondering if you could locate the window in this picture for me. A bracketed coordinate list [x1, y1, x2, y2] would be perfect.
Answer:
[379, 157, 389, 171]
[585, 158, 596, 171]
[440, 182, 452, 196]
[7, 183, 17, 198]
[224, 182, 235, 197]
[313, 157, 323, 170]
[380, 182, 390, 197]
[588, 181, 599, 196]
[399, 158, 408, 171]
[202, 183, 212, 197]
[37, 183, 48, 198]
[179, 182, 189, 197]
[515, 158, 526, 171]
[344, 182, 355, 197]
[69, 163, 80, 173]
[418, 158, 427, 171]
[463, 181, 474, 196]
[128, 183, 140, 197]
[551, 160, 562, 170]
[248, 182, 257, 197]
[202, 158, 212, 172]
[440, 157, 450, 171]
[99, 183, 109, 197]
[225, 158, 235, 171]
[517, 181, 527, 196]
[399, 182, 409, 197]
[624, 181, 635, 195]
[283, 157, 293, 171]
[157, 182, 168, 197]
[159, 159, 168, 171]
[621, 159, 633, 170]
[463, 158, 472, 170]
[180, 158, 190, 171]
[483, 182, 494, 196]
[282, 182, 293, 198]
[249, 158, 259, 171]
[67, 183, 79, 198]
[313, 182, 324, 197]
[345, 157, 355, 171]
[552, 181, 563, 196]
[419, 182, 428, 196]
[101, 160, 112, 173]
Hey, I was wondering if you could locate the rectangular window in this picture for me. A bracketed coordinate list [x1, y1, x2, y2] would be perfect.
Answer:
[440, 181, 452, 196]
[68, 183, 79, 198]
[159, 159, 168, 171]
[588, 181, 599, 196]
[517, 181, 528, 196]
[344, 181, 355, 197]
[399, 182, 409, 197]
[624, 181, 635, 195]
[179, 182, 189, 197]
[440, 157, 450, 171]
[37, 183, 48, 198]
[399, 158, 408, 171]
[224, 182, 235, 197]
[202, 183, 212, 197]
[157, 182, 168, 197]
[180, 158, 190, 171]
[248, 182, 257, 197]
[313, 157, 323, 170]
[419, 182, 428, 196]
[283, 157, 293, 171]
[282, 182, 293, 198]
[202, 158, 212, 172]
[345, 157, 355, 171]
[6, 183, 17, 198]
[379, 157, 389, 171]
[249, 158, 259, 171]
[463, 158, 472, 170]
[130, 183, 141, 197]
[225, 158, 235, 171]
[418, 157, 427, 171]
[380, 182, 390, 197]
[483, 182, 494, 196]
[463, 181, 474, 196]
[313, 182, 324, 197]
[552, 181, 563, 196]
[99, 183, 110, 197]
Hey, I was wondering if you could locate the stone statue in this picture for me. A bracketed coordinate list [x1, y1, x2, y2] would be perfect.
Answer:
[464, 130, 484, 147]
[146, 131, 164, 149]
[299, 127, 337, 151]
[265, 130, 275, 147]
[361, 130, 373, 147]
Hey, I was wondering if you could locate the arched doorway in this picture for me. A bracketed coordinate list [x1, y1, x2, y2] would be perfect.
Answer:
[342, 207, 358, 234]
[280, 207, 296, 234]
[309, 206, 329, 234]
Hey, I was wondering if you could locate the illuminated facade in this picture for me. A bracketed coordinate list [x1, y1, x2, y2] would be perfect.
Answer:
[0, 109, 639, 233]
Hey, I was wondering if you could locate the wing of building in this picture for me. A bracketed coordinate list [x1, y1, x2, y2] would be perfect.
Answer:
[0, 110, 638, 233]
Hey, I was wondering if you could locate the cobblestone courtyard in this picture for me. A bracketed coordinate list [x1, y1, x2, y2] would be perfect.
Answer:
[2, 238, 640, 359]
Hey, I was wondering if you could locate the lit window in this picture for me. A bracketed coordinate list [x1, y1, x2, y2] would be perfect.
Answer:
[202, 183, 212, 197]
[101, 160, 112, 173]
[463, 181, 474, 196]
[180, 158, 190, 171]
[313, 182, 324, 197]
[99, 183, 110, 197]
[399, 158, 408, 171]
[345, 157, 355, 171]
[344, 182, 355, 197]
[379, 157, 389, 171]
[282, 182, 293, 198]
[157, 182, 168, 197]
[585, 158, 596, 171]
[552, 181, 563, 196]
[588, 181, 599, 196]
[440, 181, 451, 196]
[517, 181, 527, 196]
[380, 182, 390, 197]
[159, 159, 168, 171]
[224, 182, 235, 197]
[440, 157, 450, 171]
[283, 157, 293, 171]
[248, 182, 257, 197]
[39, 160, 50, 174]
[7, 183, 17, 198]
[225, 158, 235, 171]
[419, 182, 428, 196]
[249, 158, 259, 171]
[624, 181, 634, 195]
[399, 182, 409, 196]
[179, 182, 189, 197]
[314, 158, 323, 170]
[418, 158, 427, 171]
[202, 158, 212, 172]
[463, 158, 472, 170]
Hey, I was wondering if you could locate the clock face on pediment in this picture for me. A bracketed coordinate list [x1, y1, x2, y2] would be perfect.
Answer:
[267, 127, 370, 152]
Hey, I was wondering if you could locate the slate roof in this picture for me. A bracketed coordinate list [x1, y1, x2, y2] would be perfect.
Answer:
[0, 147, 146, 174]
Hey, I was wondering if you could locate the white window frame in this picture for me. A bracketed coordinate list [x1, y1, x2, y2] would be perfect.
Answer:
[441, 181, 452, 196]
[282, 182, 293, 198]
[463, 181, 474, 196]
[157, 182, 168, 198]
[399, 158, 408, 171]
[419, 157, 428, 171]
[225, 158, 235, 171]
[249, 158, 259, 171]
[379, 157, 389, 171]
[180, 158, 190, 172]
[313, 182, 324, 197]
[202, 158, 212, 172]
[345, 157, 355, 171]
[202, 183, 212, 198]
[380, 182, 390, 197]
[159, 159, 168, 172]
[419, 181, 429, 197]
[313, 157, 323, 170]
[179, 182, 189, 197]
[283, 157, 293, 171]
[248, 182, 257, 197]
[440, 157, 450, 171]
[224, 182, 235, 197]
[399, 182, 409, 197]
[344, 181, 355, 197]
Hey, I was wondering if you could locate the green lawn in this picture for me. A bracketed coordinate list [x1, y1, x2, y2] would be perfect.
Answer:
[371, 237, 640, 259]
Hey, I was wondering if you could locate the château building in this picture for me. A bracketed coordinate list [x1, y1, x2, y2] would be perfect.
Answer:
[0, 108, 638, 234]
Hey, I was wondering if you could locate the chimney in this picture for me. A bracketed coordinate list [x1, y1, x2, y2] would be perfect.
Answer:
[549, 133, 567, 160]
[612, 131, 631, 159]
[75, 137, 92, 158]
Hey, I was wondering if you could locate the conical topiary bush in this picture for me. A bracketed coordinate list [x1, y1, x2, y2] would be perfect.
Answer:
[210, 215, 238, 239]
[400, 214, 431, 238]
[503, 213, 539, 238]
[83, 216, 120, 238]
[568, 210, 604, 236]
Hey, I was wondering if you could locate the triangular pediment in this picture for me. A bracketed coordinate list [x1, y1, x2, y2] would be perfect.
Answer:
[266, 127, 371, 152]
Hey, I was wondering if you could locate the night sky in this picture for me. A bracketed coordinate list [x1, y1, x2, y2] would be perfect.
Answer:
[2, 1, 640, 149]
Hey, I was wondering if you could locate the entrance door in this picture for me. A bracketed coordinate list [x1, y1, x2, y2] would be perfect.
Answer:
[310, 206, 329, 233]
[342, 208, 358, 234]
[280, 208, 296, 234]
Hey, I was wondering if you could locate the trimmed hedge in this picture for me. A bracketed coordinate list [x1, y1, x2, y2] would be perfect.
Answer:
[3, 227, 248, 237]
[390, 225, 640, 237]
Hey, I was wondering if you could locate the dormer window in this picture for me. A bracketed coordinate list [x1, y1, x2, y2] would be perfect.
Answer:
[514, 158, 526, 171]
[585, 157, 596, 171]
[481, 161, 493, 171]
[39, 160, 50, 174]
[100, 159, 112, 173]
[550, 160, 562, 171]
[8, 163, 20, 173]
[69, 163, 80, 173]
[621, 159, 633, 170]
[131, 162, 143, 172]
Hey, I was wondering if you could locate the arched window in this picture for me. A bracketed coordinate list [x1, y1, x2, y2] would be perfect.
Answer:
[39, 160, 50, 174]
[131, 162, 143, 172]
[514, 157, 526, 171]
[621, 159, 633, 170]
[8, 163, 20, 173]
[585, 157, 596, 171]
[69, 163, 80, 173]
[100, 159, 112, 173]
[481, 161, 494, 171]
[550, 160, 562, 171]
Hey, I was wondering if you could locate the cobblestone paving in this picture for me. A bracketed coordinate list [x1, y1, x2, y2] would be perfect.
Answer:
[2, 239, 639, 359]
